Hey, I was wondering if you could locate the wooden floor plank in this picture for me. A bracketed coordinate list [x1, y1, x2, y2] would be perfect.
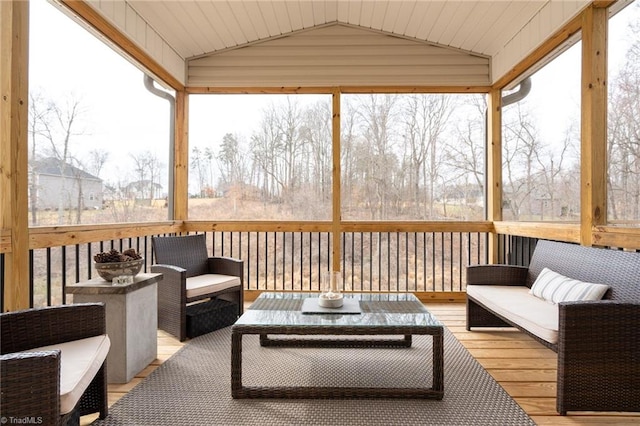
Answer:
[79, 301, 639, 426]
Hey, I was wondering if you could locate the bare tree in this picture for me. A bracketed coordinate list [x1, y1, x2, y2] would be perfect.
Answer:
[299, 99, 332, 199]
[403, 94, 454, 218]
[355, 94, 400, 219]
[87, 149, 109, 178]
[608, 16, 640, 221]
[251, 104, 285, 202]
[502, 103, 543, 220]
[33, 94, 85, 224]
[191, 146, 207, 197]
[28, 91, 53, 225]
[130, 151, 163, 199]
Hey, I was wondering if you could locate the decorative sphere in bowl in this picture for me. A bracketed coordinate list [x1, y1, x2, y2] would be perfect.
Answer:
[95, 258, 143, 282]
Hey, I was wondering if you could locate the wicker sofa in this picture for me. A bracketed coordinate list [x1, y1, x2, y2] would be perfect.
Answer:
[0, 303, 110, 425]
[466, 240, 640, 415]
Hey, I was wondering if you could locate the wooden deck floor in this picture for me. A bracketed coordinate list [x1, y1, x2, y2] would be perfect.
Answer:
[83, 302, 639, 425]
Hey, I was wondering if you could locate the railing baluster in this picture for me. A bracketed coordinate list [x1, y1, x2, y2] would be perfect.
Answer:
[62, 246, 67, 304]
[29, 250, 34, 308]
[88, 242, 92, 280]
[272, 232, 276, 290]
[246, 232, 251, 290]
[423, 232, 427, 291]
[75, 244, 80, 284]
[18, 225, 499, 304]
[46, 247, 52, 307]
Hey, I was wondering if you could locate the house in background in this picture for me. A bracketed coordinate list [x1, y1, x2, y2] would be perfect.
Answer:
[29, 157, 103, 211]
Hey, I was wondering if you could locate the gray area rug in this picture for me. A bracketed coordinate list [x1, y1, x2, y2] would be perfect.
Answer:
[92, 327, 534, 426]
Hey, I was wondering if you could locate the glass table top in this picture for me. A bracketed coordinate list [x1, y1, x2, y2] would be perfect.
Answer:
[235, 292, 443, 329]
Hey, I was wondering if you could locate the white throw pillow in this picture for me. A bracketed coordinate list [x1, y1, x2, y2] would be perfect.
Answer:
[530, 267, 609, 304]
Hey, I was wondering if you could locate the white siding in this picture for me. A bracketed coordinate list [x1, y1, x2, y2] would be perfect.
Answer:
[187, 24, 490, 87]
[35, 175, 103, 211]
[90, 0, 186, 85]
[491, 1, 590, 84]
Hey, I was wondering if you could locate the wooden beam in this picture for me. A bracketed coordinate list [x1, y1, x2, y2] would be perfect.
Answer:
[59, 1, 184, 91]
[28, 222, 182, 249]
[340, 221, 492, 233]
[581, 5, 608, 246]
[486, 89, 502, 263]
[173, 91, 188, 221]
[332, 89, 341, 273]
[187, 86, 491, 95]
[0, 229, 11, 253]
[0, 0, 30, 310]
[593, 226, 640, 249]
[493, 222, 581, 244]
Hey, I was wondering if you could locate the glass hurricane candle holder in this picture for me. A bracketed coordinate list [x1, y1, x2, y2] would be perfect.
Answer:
[319, 271, 343, 308]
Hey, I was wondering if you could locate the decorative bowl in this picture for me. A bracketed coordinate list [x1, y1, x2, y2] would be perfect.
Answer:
[318, 292, 344, 308]
[95, 258, 144, 282]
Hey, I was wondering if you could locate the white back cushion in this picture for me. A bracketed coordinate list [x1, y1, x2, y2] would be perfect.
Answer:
[530, 267, 609, 304]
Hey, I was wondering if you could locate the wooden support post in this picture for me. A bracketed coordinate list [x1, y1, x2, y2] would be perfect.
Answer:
[580, 5, 608, 246]
[486, 89, 502, 263]
[1, 0, 30, 310]
[332, 89, 341, 273]
[174, 91, 188, 222]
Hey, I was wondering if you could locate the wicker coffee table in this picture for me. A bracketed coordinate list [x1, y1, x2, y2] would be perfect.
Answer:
[231, 292, 444, 399]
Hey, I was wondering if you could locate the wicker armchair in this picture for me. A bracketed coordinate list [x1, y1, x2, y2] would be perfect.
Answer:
[151, 234, 244, 341]
[0, 303, 109, 425]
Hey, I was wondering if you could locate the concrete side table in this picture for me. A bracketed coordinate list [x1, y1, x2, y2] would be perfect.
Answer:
[66, 273, 162, 384]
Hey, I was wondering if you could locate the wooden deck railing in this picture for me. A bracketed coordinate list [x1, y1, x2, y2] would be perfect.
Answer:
[1, 221, 493, 310]
[2, 220, 638, 311]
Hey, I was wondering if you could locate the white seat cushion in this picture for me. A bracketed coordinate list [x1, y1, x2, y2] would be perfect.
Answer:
[467, 285, 559, 344]
[26, 335, 110, 414]
[186, 274, 241, 299]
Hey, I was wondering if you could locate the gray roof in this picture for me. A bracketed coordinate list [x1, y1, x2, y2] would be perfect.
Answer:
[33, 157, 102, 181]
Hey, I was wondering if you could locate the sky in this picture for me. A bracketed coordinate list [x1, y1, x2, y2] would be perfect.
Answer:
[28, 0, 639, 192]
